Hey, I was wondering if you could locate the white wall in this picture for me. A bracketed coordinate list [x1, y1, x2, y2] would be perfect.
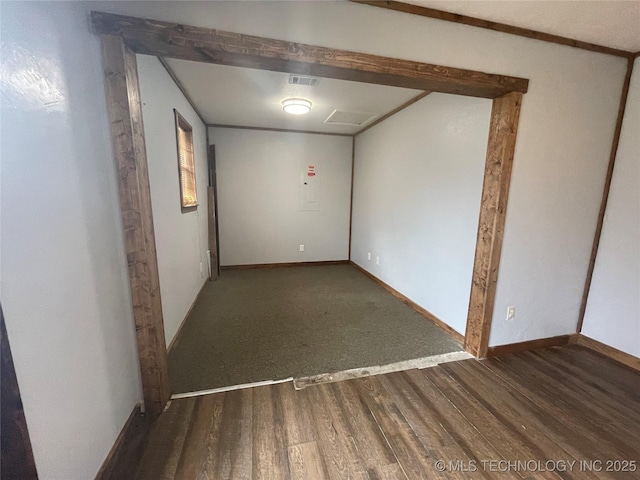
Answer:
[351, 94, 491, 334]
[209, 128, 352, 265]
[137, 55, 209, 347]
[0, 2, 142, 479]
[89, 0, 627, 347]
[582, 58, 640, 358]
[0, 1, 631, 477]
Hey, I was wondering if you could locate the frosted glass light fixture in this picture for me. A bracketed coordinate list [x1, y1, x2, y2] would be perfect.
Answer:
[282, 98, 312, 115]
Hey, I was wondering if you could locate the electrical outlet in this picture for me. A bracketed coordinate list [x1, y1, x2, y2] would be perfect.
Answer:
[376, 256, 380, 265]
[368, 252, 371, 260]
[299, 244, 305, 252]
[506, 306, 515, 321]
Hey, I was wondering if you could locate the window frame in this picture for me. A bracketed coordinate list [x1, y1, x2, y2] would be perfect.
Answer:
[174, 109, 198, 212]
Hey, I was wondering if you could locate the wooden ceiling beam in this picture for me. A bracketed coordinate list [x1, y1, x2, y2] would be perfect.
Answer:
[91, 11, 528, 99]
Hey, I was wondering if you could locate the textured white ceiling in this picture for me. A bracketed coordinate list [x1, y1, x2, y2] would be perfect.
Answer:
[406, 1, 640, 52]
[164, 58, 424, 134]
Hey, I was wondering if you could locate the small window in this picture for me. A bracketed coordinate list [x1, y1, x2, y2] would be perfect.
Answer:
[174, 109, 198, 211]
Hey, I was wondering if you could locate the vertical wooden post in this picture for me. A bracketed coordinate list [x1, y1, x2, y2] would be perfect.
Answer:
[348, 137, 356, 260]
[207, 144, 220, 279]
[465, 91, 523, 357]
[100, 35, 170, 414]
[207, 186, 219, 281]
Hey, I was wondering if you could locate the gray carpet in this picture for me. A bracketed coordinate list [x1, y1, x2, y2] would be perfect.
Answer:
[168, 264, 463, 393]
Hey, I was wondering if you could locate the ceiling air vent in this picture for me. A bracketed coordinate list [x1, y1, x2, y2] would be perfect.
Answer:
[324, 110, 378, 126]
[288, 75, 320, 86]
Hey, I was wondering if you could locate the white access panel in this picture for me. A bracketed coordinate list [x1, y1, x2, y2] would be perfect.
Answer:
[301, 160, 320, 211]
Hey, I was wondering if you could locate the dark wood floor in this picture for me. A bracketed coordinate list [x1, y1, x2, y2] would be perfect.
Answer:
[104, 345, 640, 479]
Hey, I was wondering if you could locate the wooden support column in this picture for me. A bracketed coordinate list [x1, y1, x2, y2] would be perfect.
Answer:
[465, 91, 523, 357]
[207, 187, 219, 281]
[100, 34, 170, 415]
[348, 137, 355, 260]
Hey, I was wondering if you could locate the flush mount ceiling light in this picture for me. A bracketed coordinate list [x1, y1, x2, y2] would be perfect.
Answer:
[282, 98, 312, 115]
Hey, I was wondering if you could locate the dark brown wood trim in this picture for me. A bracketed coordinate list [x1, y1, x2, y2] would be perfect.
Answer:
[91, 11, 528, 98]
[207, 124, 353, 138]
[158, 57, 207, 126]
[207, 145, 221, 277]
[221, 260, 349, 271]
[576, 57, 635, 333]
[204, 131, 219, 281]
[99, 34, 170, 415]
[355, 91, 430, 136]
[95, 404, 142, 480]
[348, 138, 355, 260]
[167, 279, 209, 354]
[205, 122, 210, 158]
[350, 261, 465, 344]
[486, 334, 578, 358]
[206, 186, 219, 281]
[634, 51, 640, 59]
[1, 309, 38, 480]
[577, 334, 640, 372]
[351, 1, 633, 59]
[465, 92, 522, 358]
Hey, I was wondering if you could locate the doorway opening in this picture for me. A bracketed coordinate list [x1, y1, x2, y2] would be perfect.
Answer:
[93, 11, 526, 413]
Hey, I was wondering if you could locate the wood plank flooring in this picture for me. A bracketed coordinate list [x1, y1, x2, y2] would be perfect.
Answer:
[107, 345, 640, 479]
